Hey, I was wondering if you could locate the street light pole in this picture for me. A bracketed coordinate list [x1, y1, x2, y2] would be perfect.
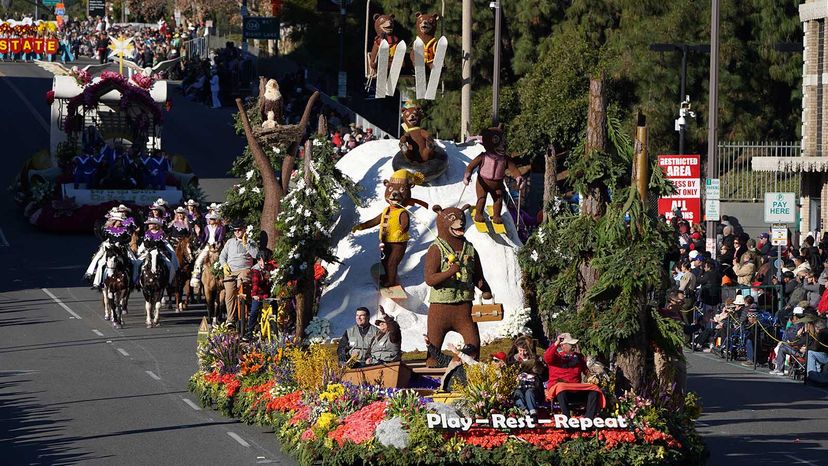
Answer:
[241, 0, 249, 53]
[706, 0, 720, 254]
[491, 1, 501, 126]
[460, 0, 472, 140]
[679, 45, 687, 155]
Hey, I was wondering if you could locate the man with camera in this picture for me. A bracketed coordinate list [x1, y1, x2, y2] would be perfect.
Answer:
[544, 333, 604, 419]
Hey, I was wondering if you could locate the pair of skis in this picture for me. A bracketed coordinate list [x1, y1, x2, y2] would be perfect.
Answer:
[472, 206, 507, 235]
[412, 36, 448, 100]
[372, 36, 448, 100]
[374, 39, 406, 98]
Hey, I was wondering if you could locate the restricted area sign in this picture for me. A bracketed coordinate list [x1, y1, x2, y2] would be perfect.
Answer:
[658, 154, 701, 223]
[243, 16, 280, 40]
[771, 224, 788, 246]
[764, 192, 796, 223]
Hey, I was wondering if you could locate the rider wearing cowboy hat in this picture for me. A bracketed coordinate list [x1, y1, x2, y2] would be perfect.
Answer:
[219, 221, 258, 324]
[190, 212, 225, 288]
[85, 212, 131, 288]
[137, 217, 178, 285]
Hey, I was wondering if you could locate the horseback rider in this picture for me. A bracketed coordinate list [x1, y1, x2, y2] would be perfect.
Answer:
[219, 222, 258, 325]
[137, 217, 178, 286]
[116, 204, 137, 233]
[84, 212, 132, 288]
[167, 206, 192, 241]
[185, 199, 204, 228]
[190, 212, 225, 287]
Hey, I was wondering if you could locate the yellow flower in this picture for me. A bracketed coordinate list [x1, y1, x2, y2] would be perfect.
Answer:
[314, 412, 338, 431]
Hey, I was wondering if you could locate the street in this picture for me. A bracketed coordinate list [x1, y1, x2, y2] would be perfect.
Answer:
[0, 61, 295, 465]
[1, 61, 827, 465]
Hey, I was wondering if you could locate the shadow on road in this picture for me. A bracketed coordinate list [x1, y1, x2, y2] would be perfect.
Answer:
[0, 373, 105, 465]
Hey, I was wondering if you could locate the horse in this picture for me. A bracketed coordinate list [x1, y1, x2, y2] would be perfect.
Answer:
[140, 246, 170, 328]
[170, 235, 194, 312]
[200, 244, 225, 326]
[101, 242, 131, 328]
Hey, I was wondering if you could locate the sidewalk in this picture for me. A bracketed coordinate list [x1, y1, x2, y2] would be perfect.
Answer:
[687, 351, 828, 465]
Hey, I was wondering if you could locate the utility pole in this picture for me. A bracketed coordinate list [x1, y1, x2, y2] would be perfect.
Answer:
[460, 0, 471, 140]
[241, 0, 249, 53]
[706, 0, 720, 255]
[491, 1, 501, 126]
[338, 0, 346, 98]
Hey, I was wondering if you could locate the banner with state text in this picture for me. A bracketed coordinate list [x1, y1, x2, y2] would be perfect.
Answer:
[0, 38, 59, 55]
[657, 154, 701, 223]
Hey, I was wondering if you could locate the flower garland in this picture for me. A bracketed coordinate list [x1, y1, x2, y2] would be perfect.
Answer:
[64, 72, 163, 133]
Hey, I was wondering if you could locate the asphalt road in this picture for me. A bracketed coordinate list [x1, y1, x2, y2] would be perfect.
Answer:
[687, 352, 828, 465]
[2, 60, 828, 465]
[0, 61, 295, 465]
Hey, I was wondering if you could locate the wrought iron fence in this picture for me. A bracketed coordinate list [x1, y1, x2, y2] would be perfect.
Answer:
[717, 141, 801, 201]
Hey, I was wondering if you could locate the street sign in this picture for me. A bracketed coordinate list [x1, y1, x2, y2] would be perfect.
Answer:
[705, 178, 720, 200]
[43, 0, 59, 6]
[704, 199, 720, 221]
[771, 224, 788, 246]
[88, 0, 106, 18]
[243, 16, 280, 40]
[764, 192, 796, 223]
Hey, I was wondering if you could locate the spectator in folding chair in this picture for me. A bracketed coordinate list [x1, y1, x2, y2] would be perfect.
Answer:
[804, 316, 828, 380]
[770, 306, 808, 375]
[544, 333, 606, 418]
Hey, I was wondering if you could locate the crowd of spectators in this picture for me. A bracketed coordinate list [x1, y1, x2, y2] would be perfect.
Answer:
[665, 211, 828, 383]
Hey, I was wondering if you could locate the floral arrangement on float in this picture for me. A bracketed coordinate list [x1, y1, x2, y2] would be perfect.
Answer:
[189, 324, 706, 466]
[63, 71, 163, 133]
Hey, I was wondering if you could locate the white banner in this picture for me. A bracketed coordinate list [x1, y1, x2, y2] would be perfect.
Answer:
[62, 185, 182, 206]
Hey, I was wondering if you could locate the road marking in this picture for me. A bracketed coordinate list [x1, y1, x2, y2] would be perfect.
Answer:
[145, 370, 161, 380]
[0, 69, 49, 133]
[227, 431, 250, 447]
[92, 329, 104, 337]
[116, 348, 130, 357]
[182, 398, 201, 410]
[42, 288, 83, 319]
[785, 455, 821, 466]
[0, 228, 9, 247]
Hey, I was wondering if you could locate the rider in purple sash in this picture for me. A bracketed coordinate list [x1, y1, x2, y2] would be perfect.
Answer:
[85, 212, 131, 288]
[190, 212, 226, 287]
[138, 218, 178, 286]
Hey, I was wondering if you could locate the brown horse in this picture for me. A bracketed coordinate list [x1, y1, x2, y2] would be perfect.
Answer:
[200, 244, 225, 326]
[171, 235, 193, 312]
[102, 243, 131, 329]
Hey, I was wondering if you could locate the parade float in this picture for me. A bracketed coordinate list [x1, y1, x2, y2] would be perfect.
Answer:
[11, 60, 197, 233]
[188, 4, 705, 463]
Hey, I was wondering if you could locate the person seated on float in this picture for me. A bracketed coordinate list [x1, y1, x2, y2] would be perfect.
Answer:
[510, 336, 545, 417]
[544, 333, 605, 419]
[84, 211, 132, 288]
[244, 250, 275, 342]
[190, 212, 225, 287]
[423, 334, 506, 391]
[167, 206, 191, 241]
[137, 217, 178, 286]
[337, 307, 379, 366]
[219, 222, 259, 325]
[72, 144, 100, 188]
[364, 312, 402, 365]
[143, 150, 171, 190]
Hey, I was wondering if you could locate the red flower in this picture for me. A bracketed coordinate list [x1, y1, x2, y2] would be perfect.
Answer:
[327, 401, 387, 447]
[266, 391, 302, 413]
[289, 405, 310, 426]
[455, 427, 508, 449]
[300, 428, 316, 441]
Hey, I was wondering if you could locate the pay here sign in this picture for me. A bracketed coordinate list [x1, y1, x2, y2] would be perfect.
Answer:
[764, 192, 796, 224]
